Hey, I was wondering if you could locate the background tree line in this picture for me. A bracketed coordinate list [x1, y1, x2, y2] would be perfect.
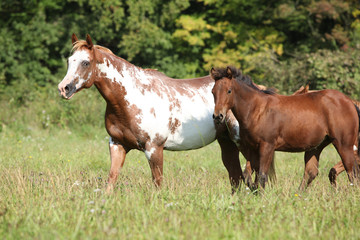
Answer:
[0, 0, 360, 130]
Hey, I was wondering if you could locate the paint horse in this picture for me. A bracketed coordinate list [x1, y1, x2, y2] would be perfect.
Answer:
[58, 34, 269, 193]
[211, 66, 360, 189]
[293, 85, 360, 185]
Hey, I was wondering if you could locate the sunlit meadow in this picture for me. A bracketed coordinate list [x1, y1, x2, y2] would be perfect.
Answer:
[1, 123, 360, 239]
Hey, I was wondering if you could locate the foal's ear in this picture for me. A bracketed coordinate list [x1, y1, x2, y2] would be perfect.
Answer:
[305, 84, 310, 92]
[71, 33, 78, 45]
[210, 67, 217, 79]
[86, 34, 94, 49]
[226, 67, 233, 79]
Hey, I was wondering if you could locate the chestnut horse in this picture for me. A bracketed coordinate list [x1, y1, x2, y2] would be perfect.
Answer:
[293, 85, 360, 185]
[211, 66, 360, 189]
[57, 34, 275, 193]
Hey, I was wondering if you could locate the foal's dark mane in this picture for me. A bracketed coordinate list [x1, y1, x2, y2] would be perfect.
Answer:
[213, 66, 275, 95]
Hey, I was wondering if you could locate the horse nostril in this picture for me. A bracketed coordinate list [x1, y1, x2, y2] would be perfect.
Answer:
[212, 114, 215, 120]
[64, 84, 70, 93]
[219, 114, 224, 120]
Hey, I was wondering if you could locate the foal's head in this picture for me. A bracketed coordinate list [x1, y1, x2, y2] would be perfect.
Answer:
[210, 67, 236, 124]
[58, 34, 98, 99]
[211, 66, 269, 124]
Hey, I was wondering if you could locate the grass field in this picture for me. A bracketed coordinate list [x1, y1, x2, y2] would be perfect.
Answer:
[1, 126, 360, 239]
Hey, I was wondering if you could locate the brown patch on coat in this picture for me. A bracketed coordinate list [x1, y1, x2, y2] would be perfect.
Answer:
[168, 117, 181, 134]
[150, 108, 156, 117]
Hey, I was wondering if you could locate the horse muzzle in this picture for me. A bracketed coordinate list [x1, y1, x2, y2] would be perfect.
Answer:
[212, 113, 225, 124]
[58, 82, 76, 100]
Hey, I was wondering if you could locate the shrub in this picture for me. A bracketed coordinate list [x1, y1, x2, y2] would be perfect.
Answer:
[249, 48, 360, 99]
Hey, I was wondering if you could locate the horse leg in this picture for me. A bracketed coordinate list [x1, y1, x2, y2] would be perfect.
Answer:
[243, 160, 253, 187]
[248, 151, 261, 190]
[329, 149, 360, 185]
[238, 146, 257, 190]
[299, 151, 320, 191]
[356, 150, 360, 179]
[332, 142, 357, 185]
[217, 136, 244, 193]
[244, 158, 260, 190]
[328, 161, 345, 187]
[145, 145, 164, 187]
[258, 143, 275, 189]
[106, 138, 127, 193]
[299, 141, 329, 190]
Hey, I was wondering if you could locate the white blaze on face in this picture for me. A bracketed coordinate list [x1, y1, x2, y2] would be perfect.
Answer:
[59, 50, 91, 91]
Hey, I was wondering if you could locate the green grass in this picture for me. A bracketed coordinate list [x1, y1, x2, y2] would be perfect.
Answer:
[1, 126, 360, 239]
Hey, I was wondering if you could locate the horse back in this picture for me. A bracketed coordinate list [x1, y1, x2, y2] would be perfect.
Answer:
[263, 89, 358, 150]
[288, 90, 355, 121]
[281, 89, 354, 113]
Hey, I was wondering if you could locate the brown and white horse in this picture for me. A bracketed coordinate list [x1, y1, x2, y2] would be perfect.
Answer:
[211, 66, 360, 189]
[58, 34, 271, 193]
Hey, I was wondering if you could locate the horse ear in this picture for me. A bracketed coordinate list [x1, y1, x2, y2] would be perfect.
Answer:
[71, 33, 78, 45]
[226, 67, 232, 79]
[305, 84, 309, 92]
[86, 34, 93, 49]
[210, 67, 217, 79]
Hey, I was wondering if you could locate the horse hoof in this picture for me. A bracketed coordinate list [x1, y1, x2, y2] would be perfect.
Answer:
[328, 168, 337, 186]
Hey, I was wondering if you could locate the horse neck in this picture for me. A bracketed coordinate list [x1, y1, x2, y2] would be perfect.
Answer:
[93, 51, 153, 112]
[231, 81, 265, 126]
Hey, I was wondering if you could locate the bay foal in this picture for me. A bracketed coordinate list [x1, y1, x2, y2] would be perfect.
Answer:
[211, 67, 360, 189]
[293, 85, 360, 185]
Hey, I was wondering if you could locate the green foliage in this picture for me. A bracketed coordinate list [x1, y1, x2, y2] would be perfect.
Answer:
[0, 80, 105, 134]
[247, 48, 360, 99]
[1, 2, 360, 237]
[0, 0, 359, 131]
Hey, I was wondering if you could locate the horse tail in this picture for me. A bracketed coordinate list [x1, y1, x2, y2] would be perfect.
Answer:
[355, 103, 360, 157]
[268, 153, 277, 184]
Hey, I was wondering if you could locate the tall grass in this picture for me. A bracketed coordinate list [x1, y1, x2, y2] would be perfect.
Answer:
[1, 125, 360, 239]
[1, 83, 359, 239]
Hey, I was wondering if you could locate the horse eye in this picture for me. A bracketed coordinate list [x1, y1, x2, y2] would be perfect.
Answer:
[82, 61, 90, 67]
[227, 89, 232, 94]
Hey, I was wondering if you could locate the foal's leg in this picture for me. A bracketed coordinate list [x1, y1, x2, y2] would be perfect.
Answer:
[243, 160, 253, 187]
[244, 158, 260, 190]
[299, 151, 320, 190]
[217, 136, 244, 193]
[328, 161, 345, 186]
[258, 143, 275, 189]
[329, 150, 360, 185]
[106, 138, 127, 193]
[240, 147, 258, 190]
[299, 141, 329, 190]
[145, 145, 164, 187]
[332, 142, 357, 185]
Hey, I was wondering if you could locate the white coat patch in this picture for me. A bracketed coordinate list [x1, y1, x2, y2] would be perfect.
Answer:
[97, 60, 217, 151]
[145, 148, 156, 161]
[109, 137, 118, 150]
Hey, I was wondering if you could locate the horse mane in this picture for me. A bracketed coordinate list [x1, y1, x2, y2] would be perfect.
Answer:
[213, 66, 275, 95]
[72, 40, 169, 77]
[72, 40, 114, 55]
